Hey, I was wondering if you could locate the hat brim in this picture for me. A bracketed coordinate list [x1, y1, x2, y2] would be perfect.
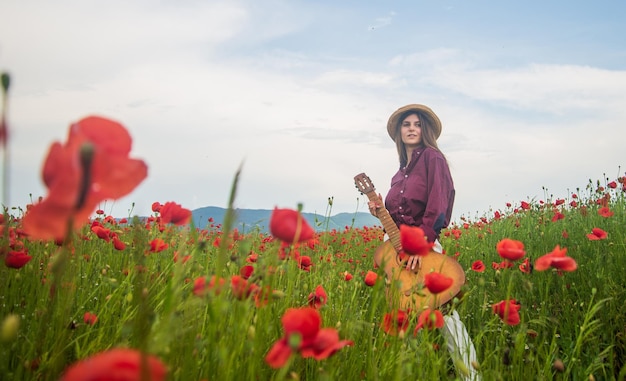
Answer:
[387, 104, 442, 140]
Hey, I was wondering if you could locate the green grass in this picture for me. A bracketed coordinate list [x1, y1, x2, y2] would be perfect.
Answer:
[1, 177, 625, 381]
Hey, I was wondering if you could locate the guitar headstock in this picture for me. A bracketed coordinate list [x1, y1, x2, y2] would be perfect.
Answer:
[354, 173, 375, 194]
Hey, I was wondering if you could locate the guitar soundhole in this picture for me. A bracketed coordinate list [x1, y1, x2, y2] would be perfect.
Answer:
[395, 254, 402, 266]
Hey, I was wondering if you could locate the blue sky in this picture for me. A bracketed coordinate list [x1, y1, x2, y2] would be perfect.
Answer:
[1, 1, 624, 222]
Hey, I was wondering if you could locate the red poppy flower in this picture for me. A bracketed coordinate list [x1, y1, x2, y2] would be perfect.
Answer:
[308, 285, 328, 309]
[496, 238, 526, 261]
[471, 260, 485, 273]
[192, 276, 208, 296]
[381, 309, 411, 336]
[265, 307, 352, 368]
[269, 208, 315, 243]
[239, 265, 254, 280]
[22, 116, 148, 241]
[307, 238, 320, 250]
[534, 245, 577, 272]
[230, 275, 259, 299]
[282, 307, 321, 346]
[265, 338, 292, 369]
[343, 272, 353, 281]
[151, 202, 162, 213]
[112, 236, 126, 251]
[60, 348, 167, 381]
[608, 181, 618, 189]
[159, 202, 192, 226]
[492, 299, 521, 326]
[265, 307, 322, 368]
[518, 257, 532, 274]
[598, 207, 614, 218]
[364, 271, 378, 286]
[4, 250, 32, 269]
[192, 275, 226, 296]
[83, 312, 98, 326]
[423, 272, 453, 294]
[246, 252, 259, 263]
[586, 227, 608, 240]
[149, 238, 169, 253]
[300, 327, 353, 360]
[298, 255, 313, 272]
[399, 225, 434, 256]
[91, 225, 111, 242]
[551, 211, 565, 222]
[0, 245, 32, 269]
[414, 308, 444, 333]
[520, 201, 531, 210]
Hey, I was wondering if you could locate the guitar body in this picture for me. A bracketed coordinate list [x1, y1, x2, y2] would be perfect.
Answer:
[374, 240, 465, 310]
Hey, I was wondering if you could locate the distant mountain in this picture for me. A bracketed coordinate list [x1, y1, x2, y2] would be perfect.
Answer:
[191, 206, 381, 233]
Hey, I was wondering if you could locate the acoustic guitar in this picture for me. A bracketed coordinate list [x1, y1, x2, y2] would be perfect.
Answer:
[354, 172, 465, 310]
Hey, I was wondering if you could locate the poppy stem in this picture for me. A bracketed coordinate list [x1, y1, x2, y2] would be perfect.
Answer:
[39, 216, 76, 376]
[1, 72, 10, 216]
[289, 202, 306, 246]
[129, 216, 152, 356]
[217, 162, 243, 275]
[75, 143, 94, 210]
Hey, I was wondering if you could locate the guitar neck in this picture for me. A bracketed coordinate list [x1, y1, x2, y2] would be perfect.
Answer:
[364, 191, 402, 253]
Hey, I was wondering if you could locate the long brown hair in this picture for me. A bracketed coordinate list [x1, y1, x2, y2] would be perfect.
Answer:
[393, 111, 444, 166]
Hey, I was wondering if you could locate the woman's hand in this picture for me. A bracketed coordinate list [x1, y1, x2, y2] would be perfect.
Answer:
[405, 255, 422, 271]
[368, 193, 383, 217]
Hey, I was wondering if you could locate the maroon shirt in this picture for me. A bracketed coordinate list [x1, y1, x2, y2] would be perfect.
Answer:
[384, 145, 455, 242]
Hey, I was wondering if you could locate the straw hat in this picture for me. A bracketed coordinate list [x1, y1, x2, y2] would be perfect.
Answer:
[386, 104, 442, 140]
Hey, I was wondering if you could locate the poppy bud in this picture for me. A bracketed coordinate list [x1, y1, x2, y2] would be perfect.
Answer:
[288, 332, 302, 350]
[1, 314, 19, 342]
[553, 358, 565, 372]
[1, 72, 9, 93]
[454, 359, 470, 378]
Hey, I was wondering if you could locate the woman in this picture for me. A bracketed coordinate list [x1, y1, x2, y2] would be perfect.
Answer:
[369, 103, 454, 271]
[369, 104, 480, 381]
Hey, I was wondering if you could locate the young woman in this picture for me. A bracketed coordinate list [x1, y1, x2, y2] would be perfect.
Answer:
[368, 104, 480, 381]
[370, 104, 454, 270]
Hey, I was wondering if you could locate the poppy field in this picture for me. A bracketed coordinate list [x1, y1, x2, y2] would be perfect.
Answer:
[1, 106, 626, 378]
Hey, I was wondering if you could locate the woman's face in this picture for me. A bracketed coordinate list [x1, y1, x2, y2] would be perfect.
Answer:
[400, 113, 422, 148]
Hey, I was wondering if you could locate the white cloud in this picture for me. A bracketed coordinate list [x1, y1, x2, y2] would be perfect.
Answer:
[430, 63, 626, 115]
[1, 1, 248, 92]
[313, 69, 397, 88]
[1, 1, 624, 224]
[368, 11, 396, 31]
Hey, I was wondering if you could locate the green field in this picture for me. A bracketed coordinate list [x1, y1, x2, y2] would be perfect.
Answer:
[1, 174, 625, 381]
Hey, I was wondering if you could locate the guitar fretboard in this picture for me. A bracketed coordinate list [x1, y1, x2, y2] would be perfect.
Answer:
[363, 191, 402, 253]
